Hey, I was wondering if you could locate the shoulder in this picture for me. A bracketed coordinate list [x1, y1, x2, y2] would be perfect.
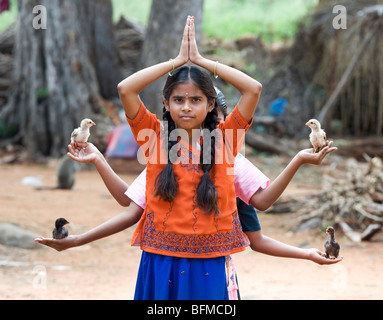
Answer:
[221, 105, 253, 131]
[126, 101, 161, 135]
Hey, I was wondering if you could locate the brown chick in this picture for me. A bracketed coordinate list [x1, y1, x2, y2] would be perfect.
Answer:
[324, 226, 340, 259]
[71, 118, 96, 148]
[305, 119, 327, 153]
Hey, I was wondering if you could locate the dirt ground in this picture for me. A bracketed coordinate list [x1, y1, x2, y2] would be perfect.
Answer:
[1, 156, 382, 300]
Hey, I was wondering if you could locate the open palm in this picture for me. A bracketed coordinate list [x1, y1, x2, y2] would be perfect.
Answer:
[67, 142, 100, 164]
[297, 141, 338, 166]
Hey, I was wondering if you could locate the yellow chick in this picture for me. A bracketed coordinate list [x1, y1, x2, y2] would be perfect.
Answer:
[71, 118, 96, 148]
[305, 119, 327, 153]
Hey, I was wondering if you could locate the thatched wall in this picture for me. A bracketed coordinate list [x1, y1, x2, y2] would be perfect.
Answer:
[259, 0, 383, 138]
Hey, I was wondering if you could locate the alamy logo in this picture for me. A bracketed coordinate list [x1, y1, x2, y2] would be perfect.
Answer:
[333, 5, 347, 30]
[32, 5, 47, 30]
[135, 123, 246, 171]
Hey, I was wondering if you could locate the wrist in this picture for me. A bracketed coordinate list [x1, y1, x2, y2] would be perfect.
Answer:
[74, 234, 89, 247]
[293, 153, 305, 167]
[93, 151, 105, 167]
[173, 56, 188, 68]
[191, 55, 206, 67]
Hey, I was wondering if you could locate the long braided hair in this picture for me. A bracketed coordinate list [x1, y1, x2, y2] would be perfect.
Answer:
[154, 66, 220, 215]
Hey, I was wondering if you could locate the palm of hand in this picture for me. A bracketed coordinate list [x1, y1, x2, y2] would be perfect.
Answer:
[177, 16, 200, 64]
[297, 141, 337, 165]
[76, 147, 97, 163]
[308, 248, 342, 265]
[68, 142, 98, 164]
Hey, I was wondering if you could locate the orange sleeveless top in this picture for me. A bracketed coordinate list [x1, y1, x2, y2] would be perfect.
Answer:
[127, 102, 252, 258]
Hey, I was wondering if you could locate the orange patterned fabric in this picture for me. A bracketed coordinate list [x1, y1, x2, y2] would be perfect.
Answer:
[127, 102, 252, 258]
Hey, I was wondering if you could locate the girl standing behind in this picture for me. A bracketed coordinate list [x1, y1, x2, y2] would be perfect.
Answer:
[118, 16, 262, 300]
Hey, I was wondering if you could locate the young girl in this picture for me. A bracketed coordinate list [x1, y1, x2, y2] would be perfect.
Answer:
[116, 16, 262, 299]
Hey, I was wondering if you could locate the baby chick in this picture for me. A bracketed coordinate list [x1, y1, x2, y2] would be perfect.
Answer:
[52, 218, 70, 240]
[71, 118, 96, 148]
[305, 119, 327, 153]
[324, 226, 340, 259]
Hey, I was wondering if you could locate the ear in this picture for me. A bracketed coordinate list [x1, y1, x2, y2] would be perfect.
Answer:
[207, 99, 215, 113]
[163, 99, 170, 112]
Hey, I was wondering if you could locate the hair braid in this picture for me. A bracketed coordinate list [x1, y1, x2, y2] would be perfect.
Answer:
[154, 108, 178, 202]
[196, 106, 219, 215]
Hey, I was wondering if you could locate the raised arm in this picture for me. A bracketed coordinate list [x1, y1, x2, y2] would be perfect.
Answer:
[117, 18, 190, 119]
[188, 17, 262, 122]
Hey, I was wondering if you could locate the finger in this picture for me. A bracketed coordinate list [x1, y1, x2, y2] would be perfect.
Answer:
[327, 147, 338, 154]
[189, 16, 195, 40]
[34, 236, 45, 243]
[67, 152, 78, 161]
[68, 144, 80, 157]
[34, 237, 53, 247]
[76, 141, 88, 149]
[183, 17, 189, 41]
[323, 255, 343, 264]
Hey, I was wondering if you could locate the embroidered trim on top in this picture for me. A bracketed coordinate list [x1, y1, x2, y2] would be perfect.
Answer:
[141, 209, 248, 256]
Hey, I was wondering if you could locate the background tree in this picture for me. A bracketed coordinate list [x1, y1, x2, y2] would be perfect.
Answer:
[0, 0, 121, 159]
[139, 0, 203, 115]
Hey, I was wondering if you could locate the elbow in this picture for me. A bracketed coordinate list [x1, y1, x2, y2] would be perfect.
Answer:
[118, 197, 131, 208]
[255, 203, 270, 212]
[251, 198, 271, 212]
[117, 81, 126, 96]
[252, 80, 262, 96]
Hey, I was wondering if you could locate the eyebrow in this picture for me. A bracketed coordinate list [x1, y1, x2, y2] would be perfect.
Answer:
[172, 95, 203, 99]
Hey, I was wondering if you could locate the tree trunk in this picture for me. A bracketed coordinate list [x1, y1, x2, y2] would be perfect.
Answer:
[139, 0, 203, 116]
[0, 0, 121, 159]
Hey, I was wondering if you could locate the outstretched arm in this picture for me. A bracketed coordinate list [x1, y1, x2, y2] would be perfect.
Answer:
[246, 230, 343, 265]
[35, 202, 144, 252]
[250, 141, 338, 211]
[188, 17, 262, 122]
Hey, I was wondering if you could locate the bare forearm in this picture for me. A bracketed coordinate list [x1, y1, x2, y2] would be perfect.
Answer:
[193, 56, 262, 122]
[93, 154, 131, 207]
[246, 230, 343, 265]
[195, 57, 261, 95]
[247, 231, 309, 259]
[77, 208, 142, 246]
[250, 155, 302, 211]
[118, 58, 186, 119]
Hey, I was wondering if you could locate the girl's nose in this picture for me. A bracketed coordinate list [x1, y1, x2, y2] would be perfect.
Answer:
[182, 103, 191, 112]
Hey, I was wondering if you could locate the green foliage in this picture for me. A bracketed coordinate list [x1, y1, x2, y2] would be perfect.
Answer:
[111, 0, 318, 42]
[1, 0, 318, 41]
[202, 0, 318, 42]
[0, 0, 18, 32]
[35, 87, 50, 100]
[111, 0, 152, 25]
[0, 120, 18, 139]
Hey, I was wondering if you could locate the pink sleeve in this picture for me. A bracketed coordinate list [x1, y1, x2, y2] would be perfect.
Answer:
[125, 169, 147, 209]
[234, 154, 270, 204]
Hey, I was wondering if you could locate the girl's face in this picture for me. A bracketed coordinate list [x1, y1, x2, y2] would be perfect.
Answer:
[164, 81, 215, 137]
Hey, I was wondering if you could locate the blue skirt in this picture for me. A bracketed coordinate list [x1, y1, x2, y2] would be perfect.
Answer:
[134, 251, 229, 300]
